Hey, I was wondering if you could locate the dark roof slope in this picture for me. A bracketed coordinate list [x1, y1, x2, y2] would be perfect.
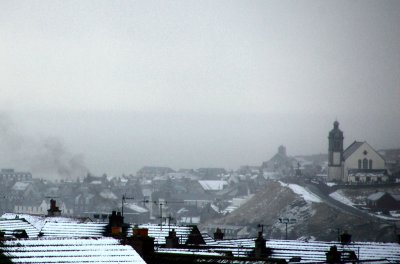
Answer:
[343, 141, 364, 160]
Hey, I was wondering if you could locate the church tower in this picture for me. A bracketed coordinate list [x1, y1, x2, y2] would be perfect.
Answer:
[328, 121, 344, 181]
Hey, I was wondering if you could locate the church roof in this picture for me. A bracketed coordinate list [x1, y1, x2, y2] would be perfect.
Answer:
[343, 141, 386, 162]
[343, 141, 364, 160]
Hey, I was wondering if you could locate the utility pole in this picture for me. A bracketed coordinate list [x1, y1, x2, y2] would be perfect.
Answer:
[165, 215, 174, 231]
[158, 201, 166, 228]
[257, 224, 267, 233]
[142, 199, 183, 230]
[142, 199, 167, 229]
[278, 218, 296, 240]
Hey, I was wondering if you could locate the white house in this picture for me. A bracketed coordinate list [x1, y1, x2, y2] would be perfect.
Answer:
[327, 121, 388, 183]
[343, 141, 388, 183]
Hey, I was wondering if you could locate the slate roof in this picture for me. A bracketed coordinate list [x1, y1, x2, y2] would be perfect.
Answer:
[367, 192, 387, 201]
[343, 141, 364, 160]
[2, 237, 145, 263]
[392, 194, 400, 201]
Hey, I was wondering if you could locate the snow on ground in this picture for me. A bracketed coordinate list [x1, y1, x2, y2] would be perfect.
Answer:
[329, 190, 355, 207]
[369, 212, 399, 221]
[279, 182, 321, 203]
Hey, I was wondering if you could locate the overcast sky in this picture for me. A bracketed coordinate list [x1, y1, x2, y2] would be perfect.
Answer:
[0, 1, 399, 178]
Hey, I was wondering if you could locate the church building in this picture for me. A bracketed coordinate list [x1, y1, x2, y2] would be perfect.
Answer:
[327, 121, 388, 183]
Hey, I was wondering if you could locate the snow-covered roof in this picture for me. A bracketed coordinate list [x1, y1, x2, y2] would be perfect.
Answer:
[99, 189, 118, 200]
[200, 237, 400, 263]
[179, 216, 200, 224]
[198, 180, 228, 191]
[0, 218, 39, 238]
[221, 205, 238, 214]
[2, 237, 145, 263]
[367, 192, 387, 201]
[125, 203, 148, 214]
[128, 224, 193, 245]
[90, 180, 102, 185]
[11, 182, 31, 191]
[41, 222, 107, 237]
[279, 181, 322, 203]
[2, 213, 108, 236]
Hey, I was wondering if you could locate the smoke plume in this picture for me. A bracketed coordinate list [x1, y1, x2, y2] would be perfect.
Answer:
[0, 112, 88, 180]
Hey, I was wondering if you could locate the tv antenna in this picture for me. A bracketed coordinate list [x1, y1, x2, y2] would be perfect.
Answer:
[121, 194, 134, 217]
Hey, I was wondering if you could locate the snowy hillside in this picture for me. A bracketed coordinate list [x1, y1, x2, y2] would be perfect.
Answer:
[206, 180, 397, 242]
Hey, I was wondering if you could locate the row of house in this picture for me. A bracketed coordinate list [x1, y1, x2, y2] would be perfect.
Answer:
[1, 207, 400, 263]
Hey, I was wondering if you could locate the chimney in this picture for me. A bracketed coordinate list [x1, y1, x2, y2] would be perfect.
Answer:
[127, 226, 154, 263]
[326, 245, 341, 263]
[108, 211, 125, 236]
[213, 228, 224, 240]
[254, 231, 270, 258]
[340, 231, 351, 244]
[47, 199, 62, 217]
[165, 228, 179, 248]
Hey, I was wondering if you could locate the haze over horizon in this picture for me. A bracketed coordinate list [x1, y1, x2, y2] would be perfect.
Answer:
[1, 1, 399, 178]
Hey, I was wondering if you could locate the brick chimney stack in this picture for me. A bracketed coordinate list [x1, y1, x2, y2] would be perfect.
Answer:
[47, 199, 62, 217]
[165, 229, 179, 248]
[213, 228, 224, 240]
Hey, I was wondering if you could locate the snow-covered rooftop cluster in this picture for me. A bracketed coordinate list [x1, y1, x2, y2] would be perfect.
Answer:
[2, 237, 145, 263]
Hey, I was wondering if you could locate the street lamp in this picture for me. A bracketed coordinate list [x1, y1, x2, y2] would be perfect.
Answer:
[279, 218, 297, 240]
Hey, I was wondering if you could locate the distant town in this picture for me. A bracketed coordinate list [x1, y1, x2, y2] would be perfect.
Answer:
[1, 121, 400, 263]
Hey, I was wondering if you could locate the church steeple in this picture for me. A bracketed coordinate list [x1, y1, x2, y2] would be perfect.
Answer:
[328, 121, 344, 181]
[329, 120, 344, 154]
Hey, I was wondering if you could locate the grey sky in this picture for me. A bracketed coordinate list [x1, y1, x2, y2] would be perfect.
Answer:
[1, 1, 399, 177]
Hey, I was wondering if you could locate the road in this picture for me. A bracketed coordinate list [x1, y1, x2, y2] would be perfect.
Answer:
[302, 182, 390, 223]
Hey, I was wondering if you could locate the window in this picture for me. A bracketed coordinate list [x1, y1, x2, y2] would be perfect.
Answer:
[355, 176, 360, 182]
[363, 158, 368, 169]
[366, 176, 371, 182]
[369, 159, 373, 169]
[358, 160, 362, 169]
